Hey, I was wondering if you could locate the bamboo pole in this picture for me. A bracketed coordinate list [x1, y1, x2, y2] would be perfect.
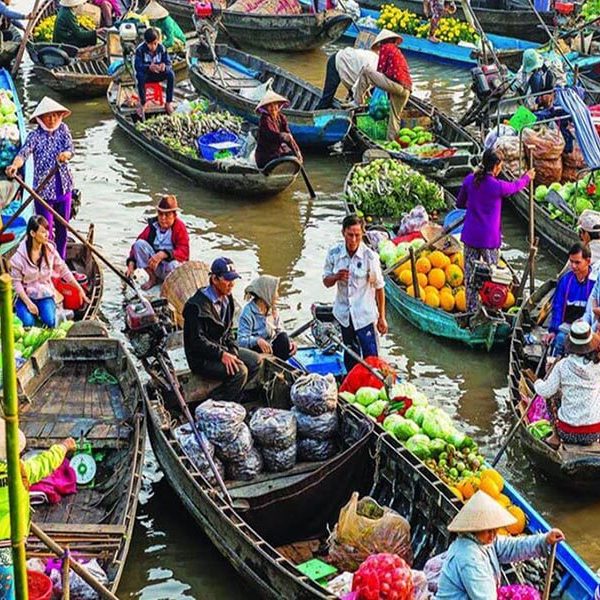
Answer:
[0, 273, 28, 600]
[62, 548, 70, 600]
[409, 247, 421, 301]
[527, 148, 536, 295]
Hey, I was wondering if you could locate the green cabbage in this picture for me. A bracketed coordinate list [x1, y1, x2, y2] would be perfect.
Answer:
[355, 387, 382, 406]
[393, 418, 420, 441]
[366, 399, 388, 418]
[429, 438, 447, 457]
[383, 413, 404, 433]
[405, 405, 427, 426]
[338, 391, 356, 403]
[422, 412, 449, 440]
[405, 434, 431, 459]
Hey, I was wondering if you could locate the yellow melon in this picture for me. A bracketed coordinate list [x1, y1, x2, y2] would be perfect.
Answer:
[428, 267, 446, 290]
[440, 292, 455, 312]
[429, 250, 451, 269]
[455, 289, 467, 312]
[451, 252, 464, 268]
[393, 261, 411, 279]
[398, 270, 413, 287]
[506, 506, 527, 535]
[425, 288, 440, 308]
[424, 285, 438, 296]
[445, 264, 464, 288]
[407, 285, 426, 299]
[417, 272, 429, 289]
[416, 257, 431, 274]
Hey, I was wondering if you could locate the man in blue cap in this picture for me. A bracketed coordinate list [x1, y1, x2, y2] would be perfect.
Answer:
[183, 257, 261, 402]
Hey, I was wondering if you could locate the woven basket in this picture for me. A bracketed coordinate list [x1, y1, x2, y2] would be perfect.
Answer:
[161, 261, 210, 327]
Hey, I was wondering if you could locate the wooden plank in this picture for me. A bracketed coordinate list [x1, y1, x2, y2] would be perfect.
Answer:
[38, 523, 126, 535]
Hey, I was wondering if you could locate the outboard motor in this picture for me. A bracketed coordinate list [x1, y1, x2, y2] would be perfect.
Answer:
[193, 1, 221, 61]
[471, 262, 513, 310]
[124, 297, 175, 358]
[470, 63, 508, 101]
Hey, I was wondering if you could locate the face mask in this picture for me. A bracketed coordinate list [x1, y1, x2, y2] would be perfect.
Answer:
[36, 117, 61, 132]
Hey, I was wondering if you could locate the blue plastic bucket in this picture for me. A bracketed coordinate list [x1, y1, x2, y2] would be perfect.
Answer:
[197, 130, 241, 161]
[444, 208, 466, 234]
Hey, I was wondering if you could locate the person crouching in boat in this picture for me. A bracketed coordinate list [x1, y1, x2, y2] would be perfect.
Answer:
[6, 96, 75, 260]
[517, 49, 556, 111]
[238, 275, 297, 361]
[254, 91, 302, 170]
[141, 1, 186, 53]
[183, 257, 262, 403]
[53, 0, 98, 48]
[436, 490, 564, 599]
[0, 421, 77, 599]
[353, 29, 412, 141]
[534, 321, 600, 447]
[456, 149, 534, 313]
[134, 27, 175, 119]
[9, 216, 89, 327]
[126, 195, 189, 291]
[542, 242, 593, 356]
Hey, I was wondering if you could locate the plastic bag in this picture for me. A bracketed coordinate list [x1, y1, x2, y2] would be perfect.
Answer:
[526, 395, 551, 423]
[215, 423, 254, 462]
[226, 446, 263, 481]
[493, 135, 522, 174]
[174, 423, 215, 471]
[522, 126, 565, 186]
[562, 137, 585, 182]
[498, 584, 541, 600]
[201, 455, 226, 486]
[195, 400, 246, 444]
[261, 443, 297, 472]
[411, 569, 431, 600]
[290, 373, 337, 416]
[49, 558, 108, 600]
[292, 407, 338, 440]
[328, 492, 413, 572]
[423, 552, 446, 594]
[249, 408, 297, 449]
[369, 88, 390, 121]
[297, 437, 338, 461]
[484, 124, 516, 150]
[398, 205, 429, 236]
[339, 357, 396, 394]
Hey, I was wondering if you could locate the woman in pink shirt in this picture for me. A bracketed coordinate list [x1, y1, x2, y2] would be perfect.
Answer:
[9, 215, 89, 327]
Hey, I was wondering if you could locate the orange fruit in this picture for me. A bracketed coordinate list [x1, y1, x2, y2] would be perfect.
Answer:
[503, 291, 516, 310]
[459, 478, 477, 500]
[416, 257, 431, 274]
[425, 289, 440, 308]
[394, 261, 411, 278]
[481, 468, 504, 493]
[451, 252, 464, 268]
[506, 505, 527, 535]
[428, 268, 446, 290]
[398, 270, 413, 287]
[429, 250, 451, 269]
[440, 292, 455, 312]
[479, 477, 501, 499]
[417, 272, 428, 288]
[445, 264, 464, 287]
[496, 493, 511, 508]
[407, 285, 426, 299]
[455, 289, 467, 312]
[448, 486, 464, 502]
[424, 285, 439, 296]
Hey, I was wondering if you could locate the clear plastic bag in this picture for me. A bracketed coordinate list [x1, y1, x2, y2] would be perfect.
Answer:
[290, 373, 337, 416]
[174, 423, 215, 471]
[226, 446, 263, 481]
[292, 407, 338, 440]
[49, 558, 108, 600]
[249, 408, 297, 449]
[423, 551, 446, 594]
[297, 437, 338, 461]
[202, 455, 226, 486]
[195, 400, 246, 444]
[328, 492, 413, 572]
[215, 423, 254, 462]
[261, 443, 297, 472]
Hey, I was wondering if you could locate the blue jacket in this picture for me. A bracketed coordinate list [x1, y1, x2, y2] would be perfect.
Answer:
[134, 41, 172, 80]
[436, 534, 548, 600]
[237, 300, 282, 349]
[550, 270, 594, 333]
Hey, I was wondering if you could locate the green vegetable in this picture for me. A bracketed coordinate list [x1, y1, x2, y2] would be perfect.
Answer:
[355, 387, 381, 406]
[383, 413, 405, 433]
[429, 438, 447, 457]
[393, 418, 420, 441]
[338, 391, 356, 403]
[405, 405, 428, 427]
[366, 399, 389, 418]
[405, 434, 431, 459]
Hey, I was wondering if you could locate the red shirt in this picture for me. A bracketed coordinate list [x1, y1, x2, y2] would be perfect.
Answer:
[377, 42, 412, 90]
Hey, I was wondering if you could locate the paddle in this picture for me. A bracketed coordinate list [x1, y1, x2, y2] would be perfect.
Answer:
[11, 0, 43, 76]
[383, 215, 466, 276]
[299, 165, 316, 198]
[542, 543, 558, 600]
[490, 343, 550, 467]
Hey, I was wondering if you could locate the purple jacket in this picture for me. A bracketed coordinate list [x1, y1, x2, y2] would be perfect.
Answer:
[456, 172, 530, 249]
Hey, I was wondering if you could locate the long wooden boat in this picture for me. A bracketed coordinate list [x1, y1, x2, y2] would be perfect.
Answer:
[0, 26, 22, 68]
[108, 79, 301, 196]
[26, 0, 188, 98]
[508, 279, 600, 491]
[14, 333, 146, 595]
[187, 43, 352, 148]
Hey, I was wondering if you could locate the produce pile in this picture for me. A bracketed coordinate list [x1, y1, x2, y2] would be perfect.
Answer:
[376, 4, 479, 44]
[136, 110, 243, 159]
[0, 91, 19, 168]
[33, 15, 97, 42]
[581, 0, 600, 20]
[345, 159, 445, 219]
[340, 382, 527, 534]
[534, 175, 600, 224]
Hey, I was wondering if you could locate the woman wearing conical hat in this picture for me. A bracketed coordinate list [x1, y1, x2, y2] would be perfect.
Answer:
[6, 97, 75, 259]
[254, 90, 302, 170]
[52, 0, 98, 48]
[436, 491, 564, 599]
[141, 1, 186, 51]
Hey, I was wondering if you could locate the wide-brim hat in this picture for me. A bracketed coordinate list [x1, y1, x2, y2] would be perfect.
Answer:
[29, 96, 71, 123]
[255, 90, 289, 113]
[59, 0, 87, 8]
[156, 194, 179, 213]
[522, 48, 543, 73]
[421, 223, 462, 255]
[577, 209, 600, 234]
[447, 490, 517, 533]
[0, 418, 26, 462]
[565, 320, 596, 355]
[371, 29, 403, 49]
[142, 0, 169, 20]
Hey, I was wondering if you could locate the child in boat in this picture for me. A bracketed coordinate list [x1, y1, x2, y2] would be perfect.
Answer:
[238, 275, 297, 360]
[0, 419, 76, 599]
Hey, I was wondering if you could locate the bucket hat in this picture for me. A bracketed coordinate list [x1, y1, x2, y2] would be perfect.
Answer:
[0, 418, 26, 462]
[142, 0, 169, 20]
[565, 320, 596, 355]
[156, 195, 179, 213]
[59, 0, 88, 8]
[29, 96, 71, 124]
[447, 490, 517, 532]
[371, 29, 403, 49]
[255, 90, 289, 113]
[522, 48, 543, 73]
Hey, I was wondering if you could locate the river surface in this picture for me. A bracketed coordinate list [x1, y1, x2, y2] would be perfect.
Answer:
[14, 26, 600, 597]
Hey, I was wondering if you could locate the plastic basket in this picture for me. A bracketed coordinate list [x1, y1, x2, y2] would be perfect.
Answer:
[28, 570, 53, 600]
[197, 129, 241, 161]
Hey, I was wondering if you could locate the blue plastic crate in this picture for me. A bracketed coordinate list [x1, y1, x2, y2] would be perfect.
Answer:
[197, 129, 241, 161]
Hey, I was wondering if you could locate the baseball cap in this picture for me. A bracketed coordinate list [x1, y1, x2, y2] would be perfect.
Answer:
[210, 257, 240, 281]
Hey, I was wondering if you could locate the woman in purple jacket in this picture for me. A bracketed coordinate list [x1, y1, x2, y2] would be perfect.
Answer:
[456, 149, 535, 312]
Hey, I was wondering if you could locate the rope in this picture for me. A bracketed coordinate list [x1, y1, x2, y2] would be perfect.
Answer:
[87, 368, 118, 386]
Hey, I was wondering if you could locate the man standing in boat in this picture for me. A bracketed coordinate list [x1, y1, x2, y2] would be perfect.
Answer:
[323, 214, 387, 372]
[183, 257, 262, 402]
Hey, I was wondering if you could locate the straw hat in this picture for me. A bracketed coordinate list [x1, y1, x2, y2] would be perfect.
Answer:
[29, 97, 71, 124]
[371, 29, 403, 49]
[565, 320, 596, 355]
[142, 0, 169, 20]
[421, 223, 462, 255]
[522, 48, 543, 73]
[447, 490, 517, 532]
[156, 195, 179, 213]
[255, 90, 289, 113]
[0, 418, 26, 462]
[59, 0, 87, 8]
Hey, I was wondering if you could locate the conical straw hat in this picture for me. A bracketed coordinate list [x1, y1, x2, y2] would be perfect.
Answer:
[371, 28, 403, 49]
[447, 490, 517, 532]
[0, 418, 26, 462]
[142, 0, 169, 20]
[255, 90, 289, 112]
[160, 261, 210, 327]
[59, 0, 87, 9]
[29, 96, 71, 123]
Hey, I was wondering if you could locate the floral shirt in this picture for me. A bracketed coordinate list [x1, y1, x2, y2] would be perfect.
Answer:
[377, 42, 412, 90]
[16, 123, 74, 202]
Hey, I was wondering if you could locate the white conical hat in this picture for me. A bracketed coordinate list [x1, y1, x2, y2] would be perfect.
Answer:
[255, 90, 289, 112]
[371, 28, 403, 49]
[142, 0, 169, 20]
[447, 490, 518, 532]
[0, 418, 26, 462]
[29, 97, 71, 123]
[59, 0, 87, 8]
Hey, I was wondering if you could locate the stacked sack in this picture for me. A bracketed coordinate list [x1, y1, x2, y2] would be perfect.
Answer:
[290, 373, 339, 461]
[195, 400, 263, 481]
[250, 408, 297, 472]
[174, 423, 226, 485]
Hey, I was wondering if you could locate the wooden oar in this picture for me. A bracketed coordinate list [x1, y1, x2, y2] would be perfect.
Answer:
[542, 543, 558, 600]
[11, 0, 43, 76]
[299, 165, 316, 198]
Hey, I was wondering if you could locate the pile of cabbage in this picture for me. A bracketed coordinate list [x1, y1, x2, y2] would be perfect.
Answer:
[378, 238, 424, 271]
[534, 175, 600, 225]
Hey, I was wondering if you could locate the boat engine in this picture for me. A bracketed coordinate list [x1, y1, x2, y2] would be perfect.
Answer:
[472, 262, 513, 310]
[470, 63, 508, 101]
[193, 1, 221, 61]
[310, 303, 342, 353]
[125, 297, 175, 358]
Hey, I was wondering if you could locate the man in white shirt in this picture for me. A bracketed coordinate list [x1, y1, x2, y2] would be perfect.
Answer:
[323, 214, 387, 371]
[316, 47, 378, 110]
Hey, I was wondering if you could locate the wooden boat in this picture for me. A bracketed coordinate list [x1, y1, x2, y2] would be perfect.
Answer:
[187, 43, 352, 148]
[14, 332, 146, 595]
[508, 280, 600, 491]
[107, 79, 301, 196]
[26, 0, 188, 98]
[0, 26, 22, 68]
